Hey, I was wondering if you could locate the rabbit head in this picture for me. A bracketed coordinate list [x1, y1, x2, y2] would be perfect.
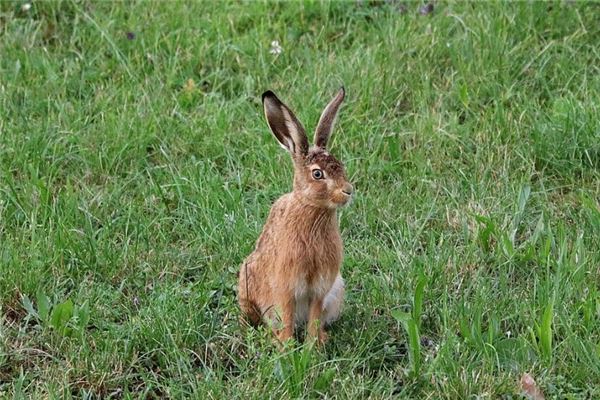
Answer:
[262, 88, 353, 209]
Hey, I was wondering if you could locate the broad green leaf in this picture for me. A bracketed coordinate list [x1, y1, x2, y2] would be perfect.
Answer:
[75, 301, 90, 331]
[413, 274, 427, 330]
[540, 301, 554, 361]
[406, 318, 421, 376]
[50, 299, 74, 336]
[21, 295, 38, 320]
[390, 310, 411, 325]
[36, 290, 50, 322]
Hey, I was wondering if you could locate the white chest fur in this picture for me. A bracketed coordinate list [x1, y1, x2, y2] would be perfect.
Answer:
[293, 272, 335, 325]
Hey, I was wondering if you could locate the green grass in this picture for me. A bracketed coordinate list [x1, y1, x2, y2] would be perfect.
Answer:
[1, 1, 599, 398]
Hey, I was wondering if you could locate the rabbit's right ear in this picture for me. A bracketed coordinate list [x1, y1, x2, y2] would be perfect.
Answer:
[314, 87, 345, 149]
[262, 91, 309, 157]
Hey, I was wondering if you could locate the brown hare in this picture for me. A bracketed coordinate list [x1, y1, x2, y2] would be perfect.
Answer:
[238, 87, 352, 346]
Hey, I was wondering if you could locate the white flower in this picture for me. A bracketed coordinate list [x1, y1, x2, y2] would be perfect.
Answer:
[506, 330, 512, 338]
[269, 40, 283, 55]
[21, 3, 32, 11]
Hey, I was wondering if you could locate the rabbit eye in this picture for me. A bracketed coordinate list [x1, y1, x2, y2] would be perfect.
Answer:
[311, 169, 324, 180]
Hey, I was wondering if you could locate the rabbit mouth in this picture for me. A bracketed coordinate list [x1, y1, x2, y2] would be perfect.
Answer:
[332, 192, 353, 207]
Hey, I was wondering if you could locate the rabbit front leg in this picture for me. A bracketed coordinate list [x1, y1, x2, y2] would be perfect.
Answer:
[306, 297, 328, 345]
[273, 293, 295, 343]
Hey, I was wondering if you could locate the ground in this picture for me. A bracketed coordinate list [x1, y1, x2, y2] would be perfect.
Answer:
[1, 1, 599, 398]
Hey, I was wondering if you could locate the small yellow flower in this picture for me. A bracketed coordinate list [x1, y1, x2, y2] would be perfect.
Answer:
[183, 78, 196, 94]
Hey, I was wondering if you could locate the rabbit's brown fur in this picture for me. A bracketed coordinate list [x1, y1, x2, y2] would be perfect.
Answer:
[238, 88, 351, 345]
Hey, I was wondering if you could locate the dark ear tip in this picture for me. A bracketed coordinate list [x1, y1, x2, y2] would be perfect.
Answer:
[262, 90, 276, 102]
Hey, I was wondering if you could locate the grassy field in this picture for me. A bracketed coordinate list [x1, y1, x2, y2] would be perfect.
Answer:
[1, 1, 599, 398]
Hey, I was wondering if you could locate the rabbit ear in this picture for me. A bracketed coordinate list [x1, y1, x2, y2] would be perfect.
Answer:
[314, 87, 345, 149]
[262, 91, 309, 156]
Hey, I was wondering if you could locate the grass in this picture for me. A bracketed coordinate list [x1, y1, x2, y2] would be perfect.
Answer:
[1, 0, 599, 398]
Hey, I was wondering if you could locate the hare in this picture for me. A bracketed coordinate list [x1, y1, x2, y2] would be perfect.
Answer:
[238, 87, 352, 346]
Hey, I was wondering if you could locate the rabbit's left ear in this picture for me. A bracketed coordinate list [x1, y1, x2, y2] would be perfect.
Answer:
[314, 87, 345, 149]
[262, 91, 309, 156]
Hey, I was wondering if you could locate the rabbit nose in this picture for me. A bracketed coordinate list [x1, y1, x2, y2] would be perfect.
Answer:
[341, 183, 353, 196]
